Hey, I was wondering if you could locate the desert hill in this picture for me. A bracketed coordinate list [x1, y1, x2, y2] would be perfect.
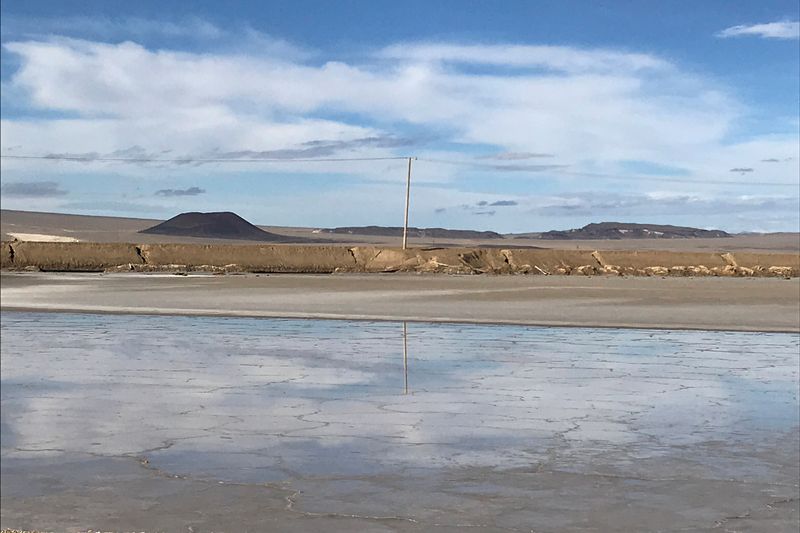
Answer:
[321, 226, 504, 239]
[140, 212, 301, 242]
[534, 222, 730, 240]
[5, 210, 795, 252]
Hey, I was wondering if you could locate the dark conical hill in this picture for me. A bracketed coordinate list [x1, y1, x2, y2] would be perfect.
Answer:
[139, 211, 293, 242]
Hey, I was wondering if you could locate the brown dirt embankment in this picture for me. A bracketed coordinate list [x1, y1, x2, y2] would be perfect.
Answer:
[0, 241, 797, 277]
[138, 243, 355, 272]
[1, 242, 143, 271]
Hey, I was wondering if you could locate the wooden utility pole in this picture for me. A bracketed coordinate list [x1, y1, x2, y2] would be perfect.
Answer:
[402, 157, 414, 250]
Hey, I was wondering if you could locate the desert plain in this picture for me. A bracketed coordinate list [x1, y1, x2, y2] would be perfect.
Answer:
[3, 208, 800, 251]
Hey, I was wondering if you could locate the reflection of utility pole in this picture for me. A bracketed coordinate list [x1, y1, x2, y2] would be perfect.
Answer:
[403, 321, 409, 395]
[402, 157, 415, 250]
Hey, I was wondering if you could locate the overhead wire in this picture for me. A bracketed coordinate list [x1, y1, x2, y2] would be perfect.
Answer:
[1, 153, 796, 187]
[0, 154, 410, 163]
[416, 157, 796, 187]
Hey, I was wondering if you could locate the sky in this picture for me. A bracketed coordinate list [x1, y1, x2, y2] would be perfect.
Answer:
[0, 0, 798, 233]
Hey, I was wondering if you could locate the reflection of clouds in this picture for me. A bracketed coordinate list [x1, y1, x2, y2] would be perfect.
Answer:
[1, 313, 797, 481]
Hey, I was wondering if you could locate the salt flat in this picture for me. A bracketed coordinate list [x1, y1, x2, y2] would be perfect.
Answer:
[2, 272, 799, 531]
[1, 313, 798, 532]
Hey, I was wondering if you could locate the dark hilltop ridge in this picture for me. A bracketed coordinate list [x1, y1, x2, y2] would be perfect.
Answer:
[135, 213, 732, 243]
[535, 222, 730, 240]
[321, 226, 504, 239]
[323, 222, 729, 241]
[140, 211, 302, 242]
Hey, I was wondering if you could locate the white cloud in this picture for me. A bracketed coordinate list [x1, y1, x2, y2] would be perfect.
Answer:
[379, 43, 670, 72]
[1, 38, 745, 168]
[716, 21, 800, 40]
[0, 180, 67, 197]
[0, 34, 798, 230]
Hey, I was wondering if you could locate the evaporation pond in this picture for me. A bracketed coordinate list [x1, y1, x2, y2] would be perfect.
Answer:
[1, 312, 798, 531]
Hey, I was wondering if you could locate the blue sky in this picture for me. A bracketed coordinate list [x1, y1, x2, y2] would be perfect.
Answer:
[1, 0, 798, 232]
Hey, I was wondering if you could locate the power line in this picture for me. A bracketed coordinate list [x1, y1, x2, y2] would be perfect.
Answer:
[420, 157, 567, 170]
[565, 172, 793, 187]
[2, 153, 796, 187]
[0, 154, 410, 163]
[417, 157, 797, 187]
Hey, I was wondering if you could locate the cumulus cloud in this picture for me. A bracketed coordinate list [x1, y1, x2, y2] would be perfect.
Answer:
[155, 186, 206, 197]
[459, 199, 518, 212]
[29, 137, 417, 166]
[217, 136, 417, 160]
[0, 30, 798, 230]
[1, 181, 67, 197]
[0, 37, 742, 171]
[716, 21, 800, 40]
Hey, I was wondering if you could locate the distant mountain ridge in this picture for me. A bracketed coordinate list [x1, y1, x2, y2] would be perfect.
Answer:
[140, 211, 298, 242]
[320, 226, 504, 239]
[535, 222, 730, 240]
[138, 214, 729, 243]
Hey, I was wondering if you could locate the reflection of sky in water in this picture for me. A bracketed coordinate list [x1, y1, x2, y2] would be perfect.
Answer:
[1, 312, 798, 483]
